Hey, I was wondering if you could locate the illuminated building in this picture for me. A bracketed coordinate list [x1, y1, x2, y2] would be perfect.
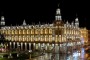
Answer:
[80, 28, 88, 45]
[88, 30, 90, 45]
[0, 6, 82, 53]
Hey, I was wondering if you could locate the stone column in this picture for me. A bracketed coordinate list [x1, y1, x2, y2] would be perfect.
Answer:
[25, 42, 27, 51]
[59, 44, 60, 53]
[33, 43, 35, 51]
[47, 43, 49, 50]
[17, 42, 20, 51]
[43, 43, 45, 53]
[10, 42, 12, 50]
[21, 42, 23, 51]
[17, 42, 19, 48]
[59, 44, 61, 60]
[38, 43, 40, 50]
[13, 42, 15, 49]
[54, 43, 55, 60]
[29, 43, 31, 50]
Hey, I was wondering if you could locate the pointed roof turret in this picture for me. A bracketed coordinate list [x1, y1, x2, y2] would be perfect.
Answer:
[75, 13, 79, 27]
[66, 20, 69, 23]
[39, 21, 41, 27]
[75, 13, 79, 22]
[1, 16, 5, 26]
[23, 19, 26, 25]
[1, 16, 4, 21]
[71, 21, 74, 25]
[56, 4, 61, 15]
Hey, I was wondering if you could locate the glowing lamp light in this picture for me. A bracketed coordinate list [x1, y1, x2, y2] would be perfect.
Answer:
[73, 52, 78, 57]
[29, 50, 32, 53]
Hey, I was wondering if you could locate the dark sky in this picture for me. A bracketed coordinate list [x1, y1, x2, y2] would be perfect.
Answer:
[0, 0, 90, 29]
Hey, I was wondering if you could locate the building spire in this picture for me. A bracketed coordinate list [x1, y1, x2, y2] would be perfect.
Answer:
[55, 4, 62, 20]
[75, 13, 79, 27]
[58, 3, 60, 8]
[1, 16, 5, 27]
[39, 21, 41, 27]
[75, 13, 78, 22]
[23, 19, 26, 25]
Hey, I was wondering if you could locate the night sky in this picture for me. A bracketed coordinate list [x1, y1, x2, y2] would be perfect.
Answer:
[1, 0, 90, 29]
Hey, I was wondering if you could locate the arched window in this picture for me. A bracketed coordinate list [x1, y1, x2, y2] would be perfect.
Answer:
[35, 29, 38, 34]
[12, 30, 14, 34]
[45, 29, 48, 34]
[49, 29, 52, 34]
[41, 29, 43, 34]
[23, 30, 26, 34]
[45, 35, 47, 41]
[19, 30, 21, 34]
[31, 29, 34, 34]
[19, 36, 21, 41]
[27, 29, 29, 34]
[15, 30, 18, 34]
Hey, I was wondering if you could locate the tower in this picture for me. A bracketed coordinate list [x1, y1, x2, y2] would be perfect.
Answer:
[23, 19, 26, 25]
[53, 4, 64, 26]
[53, 4, 64, 35]
[55, 4, 62, 20]
[75, 14, 79, 27]
[0, 16, 5, 27]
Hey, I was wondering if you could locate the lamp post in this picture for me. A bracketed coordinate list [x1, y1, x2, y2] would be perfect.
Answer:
[18, 44, 20, 52]
[29, 50, 32, 59]
[16, 43, 20, 58]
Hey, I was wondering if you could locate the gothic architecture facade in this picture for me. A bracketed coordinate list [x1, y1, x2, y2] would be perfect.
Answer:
[80, 28, 88, 45]
[0, 7, 82, 53]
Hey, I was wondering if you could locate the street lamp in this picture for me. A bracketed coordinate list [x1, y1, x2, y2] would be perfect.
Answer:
[18, 44, 20, 52]
[29, 50, 32, 59]
[41, 45, 44, 54]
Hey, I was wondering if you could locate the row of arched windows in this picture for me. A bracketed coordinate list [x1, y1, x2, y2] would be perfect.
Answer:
[2, 28, 53, 35]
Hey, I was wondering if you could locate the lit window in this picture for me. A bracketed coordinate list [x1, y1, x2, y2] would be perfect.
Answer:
[31, 29, 34, 34]
[19, 30, 21, 34]
[49, 29, 52, 34]
[45, 35, 47, 41]
[12, 30, 14, 34]
[15, 30, 18, 34]
[45, 29, 48, 34]
[41, 29, 43, 34]
[35, 29, 38, 34]
[27, 30, 28, 34]
[23, 30, 25, 34]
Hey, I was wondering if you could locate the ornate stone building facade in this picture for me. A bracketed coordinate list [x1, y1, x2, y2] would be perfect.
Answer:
[88, 30, 90, 45]
[80, 28, 88, 45]
[0, 7, 81, 53]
